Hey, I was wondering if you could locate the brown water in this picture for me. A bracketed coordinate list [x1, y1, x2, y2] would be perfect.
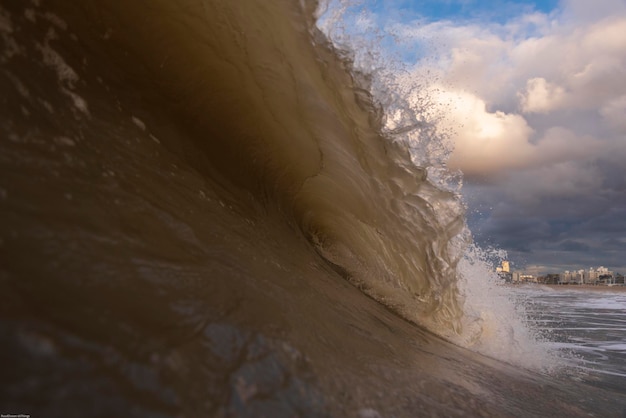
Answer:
[1, 0, 625, 416]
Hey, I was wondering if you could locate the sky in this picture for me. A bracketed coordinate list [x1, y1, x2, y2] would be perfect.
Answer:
[320, 0, 626, 274]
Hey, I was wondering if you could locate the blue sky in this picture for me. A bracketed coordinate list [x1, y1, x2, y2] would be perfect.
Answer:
[321, 0, 626, 274]
[322, 0, 562, 62]
[400, 0, 559, 21]
[364, 0, 558, 23]
[345, 0, 560, 23]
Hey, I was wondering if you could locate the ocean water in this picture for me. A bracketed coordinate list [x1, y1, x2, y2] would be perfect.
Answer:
[1, 0, 625, 416]
[513, 286, 626, 394]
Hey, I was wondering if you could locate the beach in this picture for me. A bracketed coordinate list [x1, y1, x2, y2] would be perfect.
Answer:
[536, 284, 626, 293]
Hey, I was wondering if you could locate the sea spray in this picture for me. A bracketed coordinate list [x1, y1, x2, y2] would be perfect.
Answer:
[316, 0, 456, 173]
[453, 245, 563, 371]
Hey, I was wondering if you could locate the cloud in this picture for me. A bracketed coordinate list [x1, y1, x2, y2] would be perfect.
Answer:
[600, 94, 626, 133]
[507, 161, 604, 202]
[519, 77, 566, 113]
[560, 0, 626, 24]
[558, 240, 591, 252]
[511, 17, 626, 114]
[393, 1, 625, 178]
[322, 0, 626, 272]
[429, 85, 606, 178]
[435, 89, 534, 175]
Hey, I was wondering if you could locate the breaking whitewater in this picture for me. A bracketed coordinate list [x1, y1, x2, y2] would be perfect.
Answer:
[0, 0, 624, 416]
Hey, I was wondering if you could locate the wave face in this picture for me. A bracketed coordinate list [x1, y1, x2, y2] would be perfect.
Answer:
[18, 0, 467, 329]
[1, 0, 625, 416]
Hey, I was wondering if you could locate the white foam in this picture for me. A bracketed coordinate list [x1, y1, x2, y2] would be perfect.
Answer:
[37, 42, 79, 88]
[38, 98, 54, 114]
[0, 6, 25, 60]
[131, 116, 146, 131]
[599, 343, 626, 351]
[43, 12, 67, 31]
[451, 246, 559, 371]
[54, 136, 76, 147]
[0, 7, 13, 33]
[576, 298, 626, 310]
[24, 8, 36, 22]
[61, 88, 90, 117]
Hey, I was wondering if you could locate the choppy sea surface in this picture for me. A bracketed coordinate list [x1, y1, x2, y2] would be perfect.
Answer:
[513, 286, 626, 394]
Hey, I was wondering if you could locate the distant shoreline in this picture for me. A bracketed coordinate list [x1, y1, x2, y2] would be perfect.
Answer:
[531, 284, 626, 293]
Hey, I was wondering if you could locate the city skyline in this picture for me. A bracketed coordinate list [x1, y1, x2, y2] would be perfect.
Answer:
[499, 259, 621, 276]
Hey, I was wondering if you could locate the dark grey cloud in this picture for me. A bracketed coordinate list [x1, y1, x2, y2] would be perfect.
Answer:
[461, 144, 626, 273]
[466, 182, 626, 273]
[558, 240, 591, 252]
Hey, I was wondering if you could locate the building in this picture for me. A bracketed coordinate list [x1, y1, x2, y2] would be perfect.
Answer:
[559, 270, 583, 284]
[511, 271, 536, 284]
[496, 260, 512, 282]
[559, 266, 614, 285]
